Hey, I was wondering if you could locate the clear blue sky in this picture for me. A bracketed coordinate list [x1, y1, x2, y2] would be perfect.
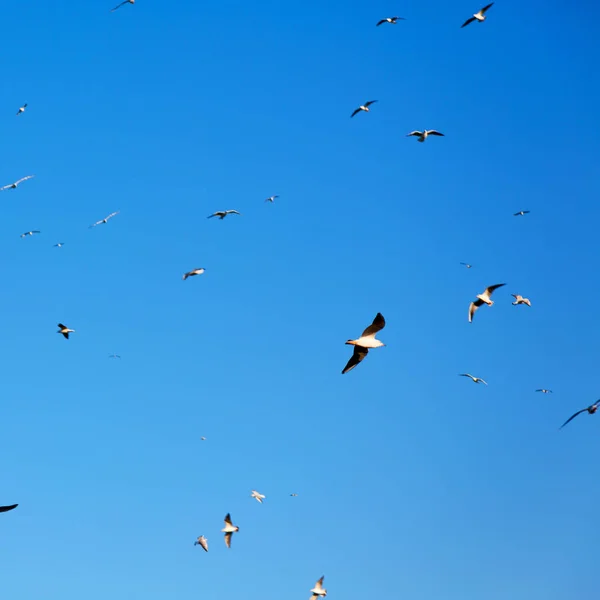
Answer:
[1, 1, 599, 598]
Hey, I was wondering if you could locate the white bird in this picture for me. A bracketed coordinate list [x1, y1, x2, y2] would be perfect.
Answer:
[265, 195, 279, 203]
[536, 389, 553, 394]
[459, 373, 487, 385]
[16, 103, 27, 116]
[53, 242, 65, 248]
[108, 354, 121, 359]
[57, 323, 75, 340]
[461, 3, 494, 28]
[513, 210, 530, 217]
[310, 576, 327, 600]
[1, 175, 34, 191]
[207, 210, 241, 220]
[90, 211, 119, 228]
[111, 0, 134, 11]
[468, 283, 506, 323]
[406, 130, 444, 143]
[511, 294, 531, 307]
[222, 513, 239, 548]
[376, 16, 405, 26]
[460, 262, 472, 269]
[194, 535, 209, 552]
[251, 490, 266, 503]
[183, 268, 205, 280]
[342, 312, 386, 374]
[20, 230, 40, 238]
[351, 100, 377, 118]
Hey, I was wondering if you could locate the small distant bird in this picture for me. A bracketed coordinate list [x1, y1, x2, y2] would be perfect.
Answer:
[111, 0, 134, 11]
[194, 535, 209, 552]
[460, 262, 472, 269]
[251, 490, 266, 504]
[513, 210, 530, 217]
[20, 230, 40, 238]
[406, 130, 444, 143]
[108, 354, 121, 359]
[468, 283, 506, 323]
[207, 210, 241, 220]
[310, 576, 327, 600]
[265, 195, 279, 203]
[342, 312, 386, 374]
[53, 242, 65, 248]
[461, 3, 494, 28]
[560, 400, 600, 429]
[57, 323, 75, 339]
[290, 493, 298, 497]
[183, 268, 205, 280]
[1, 175, 34, 191]
[0, 504, 18, 513]
[512, 294, 531, 307]
[200, 436, 206, 441]
[459, 373, 487, 385]
[90, 211, 119, 228]
[16, 103, 27, 116]
[222, 513, 239, 548]
[536, 389, 553, 394]
[351, 100, 377, 118]
[376, 16, 405, 26]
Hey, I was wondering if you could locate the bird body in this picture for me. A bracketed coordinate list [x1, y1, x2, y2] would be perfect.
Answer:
[512, 294, 531, 307]
[1, 175, 34, 191]
[459, 373, 487, 385]
[342, 312, 386, 374]
[222, 513, 239, 548]
[376, 16, 405, 26]
[251, 490, 266, 503]
[183, 268, 205, 280]
[57, 323, 75, 339]
[207, 210, 241, 219]
[406, 130, 444, 143]
[194, 535, 209, 552]
[351, 100, 377, 118]
[461, 3, 494, 27]
[468, 283, 506, 322]
[310, 576, 327, 600]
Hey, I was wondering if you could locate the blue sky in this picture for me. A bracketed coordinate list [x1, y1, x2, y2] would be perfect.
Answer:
[1, 1, 599, 598]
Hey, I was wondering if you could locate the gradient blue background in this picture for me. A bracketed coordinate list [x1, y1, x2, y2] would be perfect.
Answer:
[1, 1, 599, 598]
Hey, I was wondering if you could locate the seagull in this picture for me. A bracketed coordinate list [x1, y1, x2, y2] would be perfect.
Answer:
[512, 294, 531, 307]
[20, 230, 40, 238]
[0, 504, 18, 513]
[108, 354, 121, 359]
[460, 262, 472, 269]
[290, 493, 298, 497]
[265, 195, 279, 203]
[183, 268, 205, 280]
[111, 0, 134, 11]
[310, 576, 327, 600]
[1, 175, 34, 191]
[513, 210, 530, 217]
[57, 323, 75, 339]
[351, 100, 377, 118]
[459, 373, 487, 385]
[376, 16, 405, 26]
[406, 130, 444, 143]
[342, 312, 386, 374]
[468, 283, 506, 323]
[222, 513, 239, 548]
[536, 389, 553, 394]
[200, 436, 206, 441]
[16, 103, 27, 116]
[461, 3, 494, 28]
[53, 242, 65, 248]
[560, 400, 600, 429]
[90, 211, 119, 228]
[194, 535, 209, 552]
[251, 490, 266, 504]
[207, 210, 241, 220]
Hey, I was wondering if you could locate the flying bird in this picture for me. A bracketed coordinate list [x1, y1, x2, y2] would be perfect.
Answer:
[459, 373, 487, 385]
[310, 576, 327, 600]
[536, 389, 553, 394]
[513, 210, 530, 217]
[460, 262, 472, 269]
[108, 354, 121, 359]
[207, 210, 241, 219]
[90, 211, 119, 228]
[265, 195, 279, 203]
[183, 268, 205, 280]
[342, 312, 386, 374]
[512, 294, 531, 307]
[461, 3, 494, 28]
[111, 0, 134, 11]
[222, 513, 239, 548]
[406, 130, 444, 143]
[1, 175, 34, 191]
[20, 230, 40, 238]
[376, 16, 405, 26]
[57, 323, 75, 339]
[0, 504, 18, 513]
[560, 400, 600, 429]
[468, 283, 506, 323]
[200, 436, 206, 441]
[290, 493, 298, 497]
[194, 535, 209, 552]
[351, 100, 377, 118]
[251, 490, 266, 503]
[16, 103, 27, 116]
[53, 242, 65, 248]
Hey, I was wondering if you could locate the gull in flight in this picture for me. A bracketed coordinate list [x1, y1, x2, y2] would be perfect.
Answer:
[459, 373, 487, 385]
[406, 130, 444, 143]
[111, 0, 134, 11]
[342, 312, 386, 374]
[461, 3, 494, 28]
[536, 389, 553, 394]
[513, 210, 530, 217]
[108, 354, 121, 359]
[468, 283, 506, 323]
[1, 175, 34, 191]
[265, 195, 279, 203]
[560, 400, 600, 429]
[310, 576, 327, 600]
[183, 268, 205, 280]
[16, 103, 27, 116]
[460, 262, 473, 269]
[290, 493, 298, 497]
[376, 16, 405, 26]
[53, 242, 65, 248]
[351, 100, 377, 118]
[200, 436, 206, 441]
[20, 230, 40, 238]
[0, 504, 18, 513]
[251, 490, 266, 503]
[512, 294, 531, 307]
[57, 323, 75, 339]
[90, 211, 119, 228]
[194, 535, 209, 552]
[222, 513, 239, 548]
[207, 210, 241, 220]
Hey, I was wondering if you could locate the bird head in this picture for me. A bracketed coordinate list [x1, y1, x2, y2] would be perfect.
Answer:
[345, 340, 357, 346]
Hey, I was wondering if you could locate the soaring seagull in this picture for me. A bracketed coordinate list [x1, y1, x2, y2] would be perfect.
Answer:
[513, 210, 530, 217]
[351, 100, 377, 118]
[16, 103, 27, 116]
[376, 16, 405, 26]
[536, 389, 553, 394]
[1, 175, 34, 191]
[183, 268, 205, 280]
[459, 373, 487, 385]
[310, 576, 327, 600]
[265, 195, 279, 203]
[90, 211, 119, 228]
[512, 294, 531, 307]
[20, 230, 40, 238]
[53, 242, 65, 248]
[0, 504, 18, 513]
[560, 400, 600, 429]
[57, 323, 75, 339]
[460, 262, 473, 269]
[251, 490, 266, 504]
[468, 283, 506, 322]
[194, 535, 209, 552]
[342, 312, 386, 374]
[207, 210, 241, 220]
[461, 3, 494, 28]
[222, 513, 239, 548]
[111, 0, 134, 11]
[406, 130, 444, 143]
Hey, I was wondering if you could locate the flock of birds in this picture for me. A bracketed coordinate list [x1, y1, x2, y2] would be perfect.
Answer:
[2, 3, 595, 598]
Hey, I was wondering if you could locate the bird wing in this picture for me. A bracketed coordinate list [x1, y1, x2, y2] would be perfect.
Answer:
[62, 331, 69, 339]
[350, 108, 361, 118]
[182, 272, 190, 280]
[224, 513, 232, 526]
[428, 131, 444, 136]
[315, 577, 325, 590]
[226, 210, 241, 215]
[479, 379, 488, 385]
[16, 175, 33, 185]
[365, 100, 377, 107]
[0, 504, 18, 513]
[342, 346, 369, 374]
[560, 408, 587, 429]
[58, 323, 67, 329]
[360, 312, 386, 338]
[461, 16, 476, 27]
[459, 373, 474, 380]
[469, 300, 484, 322]
[376, 20, 386, 26]
[105, 211, 119, 220]
[406, 131, 422, 137]
[198, 536, 208, 552]
[481, 2, 494, 14]
[484, 283, 506, 297]
[208, 212, 223, 218]
[110, 0, 128, 11]
[224, 532, 232, 548]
